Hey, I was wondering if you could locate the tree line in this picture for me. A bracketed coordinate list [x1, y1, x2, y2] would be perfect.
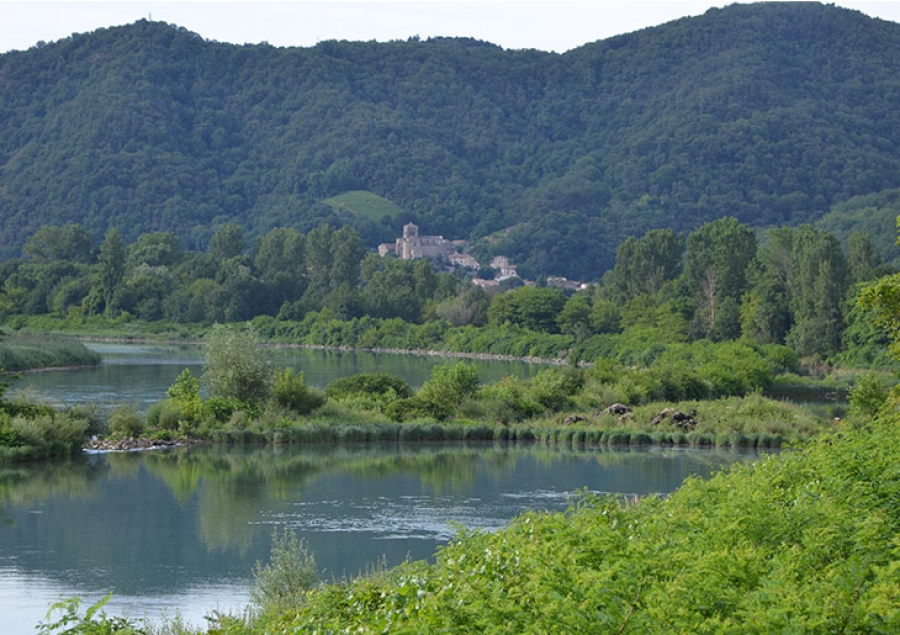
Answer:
[0, 216, 893, 368]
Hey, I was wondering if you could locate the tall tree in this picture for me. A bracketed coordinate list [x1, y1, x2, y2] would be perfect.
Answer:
[848, 231, 882, 284]
[22, 224, 94, 263]
[304, 224, 335, 297]
[330, 226, 366, 289]
[93, 228, 127, 318]
[684, 217, 757, 340]
[127, 232, 182, 269]
[208, 224, 246, 261]
[786, 225, 849, 357]
[488, 286, 567, 334]
[607, 229, 684, 302]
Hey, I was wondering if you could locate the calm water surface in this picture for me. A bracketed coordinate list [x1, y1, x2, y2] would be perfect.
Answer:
[0, 344, 768, 632]
[0, 443, 764, 633]
[11, 342, 542, 412]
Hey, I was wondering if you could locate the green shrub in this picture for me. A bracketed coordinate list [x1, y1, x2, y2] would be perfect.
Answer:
[848, 371, 889, 418]
[204, 396, 251, 424]
[417, 362, 480, 421]
[108, 404, 143, 438]
[202, 324, 273, 401]
[251, 528, 318, 614]
[325, 373, 413, 401]
[145, 399, 183, 432]
[272, 368, 326, 414]
[527, 367, 584, 411]
[479, 376, 544, 424]
[37, 594, 144, 635]
[166, 368, 203, 423]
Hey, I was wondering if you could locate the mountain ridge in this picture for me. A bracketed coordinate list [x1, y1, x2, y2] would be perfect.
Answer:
[2, 2, 899, 279]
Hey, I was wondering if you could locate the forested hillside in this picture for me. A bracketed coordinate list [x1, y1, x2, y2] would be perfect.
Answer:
[2, 2, 900, 279]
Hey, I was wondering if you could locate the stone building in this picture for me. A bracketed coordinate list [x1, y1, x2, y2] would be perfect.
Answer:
[379, 223, 454, 260]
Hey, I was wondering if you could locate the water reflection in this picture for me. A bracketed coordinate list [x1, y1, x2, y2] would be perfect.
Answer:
[0, 442, 766, 632]
[11, 343, 542, 414]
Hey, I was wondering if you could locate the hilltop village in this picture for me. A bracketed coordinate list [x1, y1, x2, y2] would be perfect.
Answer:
[378, 222, 587, 291]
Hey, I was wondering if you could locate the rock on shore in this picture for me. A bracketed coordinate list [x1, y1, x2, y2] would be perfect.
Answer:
[83, 437, 185, 453]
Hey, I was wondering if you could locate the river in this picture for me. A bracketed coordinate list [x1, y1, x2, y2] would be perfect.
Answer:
[0, 344, 768, 633]
[10, 342, 542, 413]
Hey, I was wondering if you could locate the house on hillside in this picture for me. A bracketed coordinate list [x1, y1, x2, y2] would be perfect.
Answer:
[448, 251, 480, 270]
[490, 256, 519, 280]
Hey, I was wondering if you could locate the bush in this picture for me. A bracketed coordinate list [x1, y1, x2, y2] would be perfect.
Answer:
[204, 396, 252, 424]
[479, 377, 543, 424]
[251, 528, 318, 614]
[2, 412, 90, 460]
[384, 397, 433, 423]
[848, 371, 889, 419]
[527, 367, 583, 411]
[145, 399, 183, 432]
[108, 404, 143, 438]
[202, 324, 273, 402]
[37, 594, 144, 635]
[166, 368, 203, 423]
[272, 368, 326, 415]
[416, 362, 481, 420]
[325, 373, 413, 401]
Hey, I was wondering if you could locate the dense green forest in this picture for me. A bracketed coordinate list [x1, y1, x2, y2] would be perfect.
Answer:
[1, 215, 894, 373]
[3, 3, 900, 279]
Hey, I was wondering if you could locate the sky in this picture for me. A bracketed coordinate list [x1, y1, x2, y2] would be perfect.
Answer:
[2, 1, 900, 55]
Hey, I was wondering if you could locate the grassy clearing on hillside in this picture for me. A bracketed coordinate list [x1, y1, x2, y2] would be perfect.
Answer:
[322, 190, 403, 221]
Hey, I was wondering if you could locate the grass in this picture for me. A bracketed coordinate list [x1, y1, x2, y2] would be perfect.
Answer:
[0, 332, 101, 371]
[321, 190, 403, 222]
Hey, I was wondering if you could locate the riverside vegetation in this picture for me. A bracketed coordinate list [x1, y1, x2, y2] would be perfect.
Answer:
[25, 237, 900, 632]
[0, 332, 101, 462]
[92, 323, 835, 453]
[32, 318, 900, 632]
[17, 270, 900, 632]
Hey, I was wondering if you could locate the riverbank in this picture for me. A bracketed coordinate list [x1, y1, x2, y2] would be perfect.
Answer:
[51, 409, 899, 633]
[83, 436, 195, 452]
[99, 392, 823, 453]
[0, 332, 100, 372]
[245, 413, 898, 634]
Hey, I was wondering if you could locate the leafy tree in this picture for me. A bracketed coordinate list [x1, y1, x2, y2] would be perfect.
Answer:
[557, 293, 593, 339]
[22, 224, 94, 264]
[587, 291, 622, 334]
[847, 231, 882, 284]
[360, 258, 428, 322]
[606, 229, 684, 302]
[330, 226, 366, 289]
[488, 286, 567, 334]
[434, 286, 489, 327]
[202, 324, 273, 402]
[786, 225, 849, 357]
[127, 231, 182, 269]
[684, 217, 757, 339]
[167, 368, 203, 423]
[417, 361, 480, 420]
[272, 368, 325, 414]
[304, 224, 335, 298]
[857, 271, 900, 361]
[208, 223, 245, 261]
[92, 228, 127, 318]
[251, 528, 317, 613]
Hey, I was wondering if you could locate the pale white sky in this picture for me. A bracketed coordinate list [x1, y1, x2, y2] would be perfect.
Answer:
[1, 1, 900, 55]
